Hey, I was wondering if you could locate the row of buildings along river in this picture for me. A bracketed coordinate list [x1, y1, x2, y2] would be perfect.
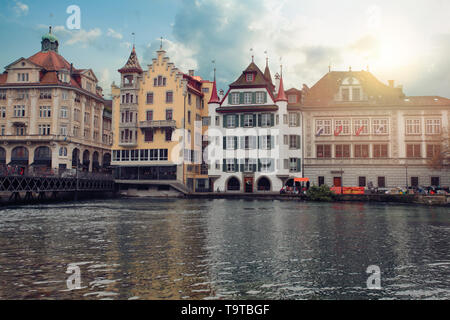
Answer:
[0, 29, 449, 196]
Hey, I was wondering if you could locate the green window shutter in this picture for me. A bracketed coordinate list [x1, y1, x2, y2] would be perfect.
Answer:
[235, 114, 239, 127]
[257, 159, 262, 172]
[252, 114, 257, 127]
[258, 114, 262, 127]
[297, 113, 301, 126]
[264, 92, 267, 103]
[234, 159, 238, 172]
[271, 136, 275, 149]
[270, 114, 275, 127]
[239, 92, 244, 104]
[240, 159, 244, 172]
[228, 93, 232, 104]
[223, 136, 226, 149]
[234, 136, 238, 149]
[240, 114, 244, 127]
[297, 158, 301, 172]
[223, 115, 227, 128]
[223, 159, 226, 172]
[252, 92, 256, 104]
[252, 161, 257, 173]
[297, 135, 301, 149]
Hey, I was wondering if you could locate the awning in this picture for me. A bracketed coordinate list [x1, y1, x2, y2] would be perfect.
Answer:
[294, 178, 310, 182]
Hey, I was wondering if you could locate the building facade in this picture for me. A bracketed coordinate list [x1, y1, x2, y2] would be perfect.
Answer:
[302, 70, 450, 189]
[207, 60, 303, 192]
[111, 47, 213, 195]
[0, 28, 112, 173]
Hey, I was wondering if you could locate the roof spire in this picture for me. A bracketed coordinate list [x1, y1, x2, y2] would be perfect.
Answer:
[132, 32, 135, 48]
[160, 36, 163, 50]
[263, 52, 273, 85]
[118, 46, 143, 74]
[275, 71, 288, 102]
[250, 48, 254, 62]
[208, 60, 220, 104]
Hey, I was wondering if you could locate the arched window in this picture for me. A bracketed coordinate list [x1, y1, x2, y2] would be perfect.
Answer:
[59, 147, 68, 157]
[227, 177, 240, 191]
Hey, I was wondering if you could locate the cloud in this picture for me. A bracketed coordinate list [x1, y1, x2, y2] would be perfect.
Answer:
[107, 28, 123, 40]
[13, 1, 28, 17]
[37, 25, 103, 48]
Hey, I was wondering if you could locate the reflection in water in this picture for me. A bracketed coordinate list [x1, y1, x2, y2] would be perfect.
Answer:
[0, 199, 448, 299]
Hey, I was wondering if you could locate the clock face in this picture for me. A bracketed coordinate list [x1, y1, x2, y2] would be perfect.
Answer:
[42, 39, 50, 50]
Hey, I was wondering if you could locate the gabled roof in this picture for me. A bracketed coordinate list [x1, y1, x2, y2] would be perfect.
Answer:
[230, 61, 273, 88]
[275, 75, 288, 102]
[209, 78, 220, 104]
[28, 50, 72, 71]
[118, 46, 143, 74]
[303, 70, 405, 106]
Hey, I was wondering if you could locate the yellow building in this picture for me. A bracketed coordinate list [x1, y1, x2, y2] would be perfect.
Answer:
[111, 46, 212, 195]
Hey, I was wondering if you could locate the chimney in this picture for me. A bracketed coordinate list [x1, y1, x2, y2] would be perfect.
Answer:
[188, 70, 195, 77]
[388, 80, 394, 88]
[219, 89, 224, 99]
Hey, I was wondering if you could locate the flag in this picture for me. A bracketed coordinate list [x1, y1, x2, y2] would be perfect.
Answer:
[334, 125, 343, 136]
[355, 125, 365, 136]
[316, 127, 324, 137]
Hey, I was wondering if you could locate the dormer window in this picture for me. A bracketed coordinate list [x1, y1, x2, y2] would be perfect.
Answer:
[288, 95, 297, 104]
[246, 73, 254, 82]
[58, 71, 69, 83]
[17, 73, 29, 82]
[338, 77, 363, 101]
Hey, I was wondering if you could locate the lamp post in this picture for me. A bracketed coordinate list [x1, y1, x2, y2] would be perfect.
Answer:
[405, 162, 408, 191]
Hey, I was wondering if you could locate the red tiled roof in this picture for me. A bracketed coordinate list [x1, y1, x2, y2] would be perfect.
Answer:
[275, 76, 288, 102]
[230, 61, 273, 88]
[209, 79, 220, 104]
[28, 50, 72, 71]
[402, 96, 450, 106]
[0, 73, 7, 85]
[118, 47, 143, 74]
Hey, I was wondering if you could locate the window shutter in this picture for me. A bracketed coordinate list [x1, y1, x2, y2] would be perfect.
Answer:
[223, 115, 227, 128]
[270, 114, 275, 127]
[222, 159, 226, 172]
[239, 92, 244, 104]
[258, 136, 261, 149]
[240, 159, 244, 172]
[253, 114, 257, 127]
[270, 136, 275, 149]
[297, 113, 301, 126]
[297, 159, 301, 172]
[264, 92, 267, 103]
[234, 136, 238, 150]
[240, 114, 244, 127]
[234, 159, 238, 171]
[252, 92, 256, 104]
[223, 137, 226, 149]
[252, 161, 257, 172]
[235, 114, 239, 127]
[228, 93, 232, 104]
[258, 159, 262, 172]
[258, 114, 262, 127]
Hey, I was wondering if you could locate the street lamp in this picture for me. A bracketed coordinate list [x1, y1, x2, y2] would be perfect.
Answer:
[405, 162, 408, 191]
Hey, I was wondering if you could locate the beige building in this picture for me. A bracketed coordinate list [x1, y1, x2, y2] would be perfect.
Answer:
[0, 28, 112, 173]
[302, 70, 450, 189]
[111, 46, 212, 195]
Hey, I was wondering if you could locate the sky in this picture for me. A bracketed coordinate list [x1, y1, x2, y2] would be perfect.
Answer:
[1, 0, 450, 99]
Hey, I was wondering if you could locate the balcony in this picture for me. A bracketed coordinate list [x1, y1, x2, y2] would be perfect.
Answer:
[119, 121, 138, 129]
[118, 140, 138, 147]
[139, 120, 176, 129]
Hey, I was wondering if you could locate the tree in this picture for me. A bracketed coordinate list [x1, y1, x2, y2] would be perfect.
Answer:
[427, 128, 450, 170]
[306, 185, 335, 202]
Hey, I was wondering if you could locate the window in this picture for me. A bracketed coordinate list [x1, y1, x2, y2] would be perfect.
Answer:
[431, 177, 440, 186]
[146, 110, 153, 121]
[246, 73, 254, 82]
[341, 88, 349, 101]
[411, 177, 419, 187]
[352, 88, 361, 101]
[244, 92, 252, 104]
[244, 159, 257, 172]
[289, 135, 301, 149]
[354, 144, 369, 158]
[17, 89, 28, 100]
[242, 136, 257, 149]
[40, 89, 52, 99]
[196, 97, 201, 109]
[226, 159, 236, 172]
[62, 90, 69, 100]
[289, 113, 300, 127]
[144, 129, 153, 142]
[426, 144, 441, 158]
[318, 176, 325, 186]
[60, 106, 68, 119]
[166, 91, 173, 103]
[315, 119, 332, 135]
[202, 117, 210, 126]
[244, 114, 254, 127]
[335, 144, 350, 158]
[373, 119, 388, 135]
[358, 176, 366, 187]
[288, 95, 297, 104]
[289, 158, 300, 172]
[260, 113, 271, 127]
[256, 92, 265, 104]
[165, 128, 172, 142]
[39, 106, 51, 118]
[283, 135, 288, 145]
[377, 176, 386, 188]
[226, 115, 236, 128]
[155, 76, 166, 87]
[406, 119, 421, 134]
[73, 126, 79, 137]
[166, 109, 173, 120]
[39, 124, 51, 135]
[14, 105, 26, 117]
[146, 92, 154, 104]
[260, 136, 272, 150]
[406, 144, 421, 158]
[188, 94, 191, 105]
[16, 126, 26, 136]
[334, 119, 350, 135]
[0, 90, 6, 100]
[226, 136, 236, 150]
[59, 147, 68, 157]
[17, 73, 29, 82]
[202, 87, 209, 93]
[188, 111, 191, 124]
[373, 144, 388, 158]
[260, 158, 272, 172]
[60, 125, 67, 136]
[0, 107, 6, 118]
[215, 116, 220, 126]
[231, 92, 240, 105]
[425, 119, 441, 135]
[317, 144, 331, 158]
[353, 119, 369, 135]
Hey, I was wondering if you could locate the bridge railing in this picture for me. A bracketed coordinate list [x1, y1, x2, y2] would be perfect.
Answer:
[0, 165, 113, 181]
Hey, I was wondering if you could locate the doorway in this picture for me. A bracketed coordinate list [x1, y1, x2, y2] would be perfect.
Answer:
[244, 177, 253, 193]
[333, 177, 342, 187]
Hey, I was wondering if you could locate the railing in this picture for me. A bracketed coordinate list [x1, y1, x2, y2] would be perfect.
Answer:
[139, 120, 176, 129]
[0, 165, 113, 181]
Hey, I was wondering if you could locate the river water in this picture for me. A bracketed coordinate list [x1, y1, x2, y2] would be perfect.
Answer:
[0, 198, 448, 300]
